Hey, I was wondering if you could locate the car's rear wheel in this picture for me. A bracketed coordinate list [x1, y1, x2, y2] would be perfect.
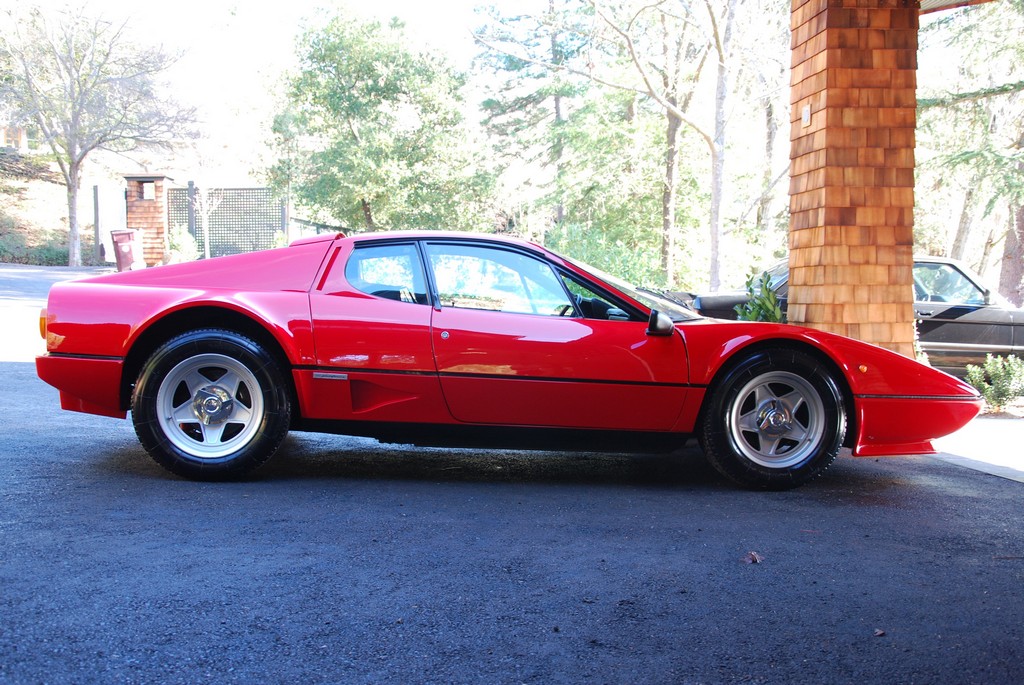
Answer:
[131, 329, 290, 480]
[699, 348, 846, 490]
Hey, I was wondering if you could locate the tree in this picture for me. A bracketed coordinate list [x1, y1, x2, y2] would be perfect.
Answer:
[543, 89, 673, 286]
[475, 0, 795, 291]
[268, 13, 494, 232]
[0, 5, 194, 266]
[475, 0, 713, 286]
[192, 184, 223, 261]
[475, 0, 589, 239]
[917, 0, 1024, 304]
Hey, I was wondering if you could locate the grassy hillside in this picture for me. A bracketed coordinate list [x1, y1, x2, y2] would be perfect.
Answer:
[0, 151, 99, 265]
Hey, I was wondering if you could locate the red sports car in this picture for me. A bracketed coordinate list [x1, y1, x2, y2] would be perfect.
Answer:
[36, 232, 982, 489]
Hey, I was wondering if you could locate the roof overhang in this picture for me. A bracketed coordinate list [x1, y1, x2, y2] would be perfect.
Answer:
[920, 0, 993, 15]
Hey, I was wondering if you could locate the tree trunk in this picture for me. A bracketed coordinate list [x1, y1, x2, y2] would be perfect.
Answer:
[707, 0, 739, 292]
[979, 224, 997, 277]
[361, 199, 375, 231]
[202, 214, 211, 260]
[949, 184, 976, 260]
[662, 109, 682, 287]
[66, 163, 82, 267]
[756, 89, 777, 235]
[998, 205, 1024, 307]
[549, 0, 565, 229]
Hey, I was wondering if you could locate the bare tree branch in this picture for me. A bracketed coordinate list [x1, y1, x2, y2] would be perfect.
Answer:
[918, 80, 1024, 109]
[0, 5, 195, 265]
[473, 7, 715, 153]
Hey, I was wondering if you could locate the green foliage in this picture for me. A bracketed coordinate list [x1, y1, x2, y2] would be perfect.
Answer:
[167, 225, 198, 263]
[472, 0, 793, 290]
[0, 224, 80, 266]
[965, 354, 1024, 412]
[474, 1, 590, 179]
[542, 90, 704, 288]
[268, 13, 494, 232]
[734, 271, 786, 323]
[545, 222, 663, 287]
[915, 1, 1024, 264]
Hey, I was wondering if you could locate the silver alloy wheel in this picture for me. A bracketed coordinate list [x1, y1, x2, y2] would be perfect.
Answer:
[727, 370, 825, 469]
[155, 353, 265, 459]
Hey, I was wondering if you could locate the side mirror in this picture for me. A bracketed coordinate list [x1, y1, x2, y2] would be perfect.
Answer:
[647, 309, 675, 336]
[983, 288, 992, 305]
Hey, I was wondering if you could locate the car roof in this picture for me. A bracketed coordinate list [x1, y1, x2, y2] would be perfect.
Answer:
[350, 230, 537, 246]
[291, 230, 544, 248]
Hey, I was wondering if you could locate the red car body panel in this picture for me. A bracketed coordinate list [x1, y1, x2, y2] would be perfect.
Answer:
[36, 355, 126, 418]
[36, 232, 983, 459]
[852, 396, 984, 457]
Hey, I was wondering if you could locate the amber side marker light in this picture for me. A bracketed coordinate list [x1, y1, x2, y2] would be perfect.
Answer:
[39, 308, 47, 340]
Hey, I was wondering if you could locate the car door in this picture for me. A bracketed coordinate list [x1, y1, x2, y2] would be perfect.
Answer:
[306, 240, 450, 422]
[424, 241, 691, 430]
[913, 260, 1015, 374]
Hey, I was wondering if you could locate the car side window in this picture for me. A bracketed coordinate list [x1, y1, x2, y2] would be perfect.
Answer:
[561, 275, 634, 320]
[914, 263, 985, 306]
[344, 243, 428, 304]
[426, 243, 573, 316]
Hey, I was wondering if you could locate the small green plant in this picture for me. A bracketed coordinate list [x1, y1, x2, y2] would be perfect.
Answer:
[167, 225, 199, 263]
[735, 271, 786, 323]
[272, 230, 290, 249]
[965, 354, 1024, 412]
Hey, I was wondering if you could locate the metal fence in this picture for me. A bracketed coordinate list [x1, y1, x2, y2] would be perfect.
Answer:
[168, 183, 285, 258]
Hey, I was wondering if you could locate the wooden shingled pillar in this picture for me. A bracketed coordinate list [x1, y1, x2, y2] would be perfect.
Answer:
[788, 0, 919, 358]
[124, 174, 172, 267]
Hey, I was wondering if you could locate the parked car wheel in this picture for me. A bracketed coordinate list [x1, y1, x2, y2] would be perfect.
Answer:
[131, 329, 291, 480]
[699, 348, 846, 490]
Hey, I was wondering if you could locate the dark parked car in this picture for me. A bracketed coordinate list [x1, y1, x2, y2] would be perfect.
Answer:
[691, 256, 1024, 377]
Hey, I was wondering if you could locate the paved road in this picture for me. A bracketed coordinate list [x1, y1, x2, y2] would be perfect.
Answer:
[0, 264, 110, 362]
[2, 265, 1023, 684]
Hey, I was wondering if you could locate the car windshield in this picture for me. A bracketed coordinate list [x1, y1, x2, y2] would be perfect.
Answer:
[766, 260, 788, 289]
[561, 256, 701, 322]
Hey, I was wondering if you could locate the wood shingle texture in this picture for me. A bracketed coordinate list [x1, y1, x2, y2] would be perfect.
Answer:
[788, 0, 919, 358]
[125, 175, 171, 267]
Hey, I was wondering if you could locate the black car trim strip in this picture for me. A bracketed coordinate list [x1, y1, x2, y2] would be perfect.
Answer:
[855, 394, 982, 401]
[293, 365, 434, 377]
[437, 371, 696, 389]
[46, 352, 124, 362]
[295, 365, 701, 389]
[921, 342, 1017, 351]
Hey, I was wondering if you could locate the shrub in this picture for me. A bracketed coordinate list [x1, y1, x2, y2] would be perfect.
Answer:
[167, 225, 199, 262]
[965, 354, 1024, 412]
[0, 226, 69, 265]
[735, 271, 786, 323]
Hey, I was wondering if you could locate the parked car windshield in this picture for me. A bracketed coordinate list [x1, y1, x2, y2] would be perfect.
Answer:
[562, 256, 701, 322]
[766, 261, 789, 289]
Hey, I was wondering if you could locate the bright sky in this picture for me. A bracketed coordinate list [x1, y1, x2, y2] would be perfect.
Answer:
[46, 0, 512, 183]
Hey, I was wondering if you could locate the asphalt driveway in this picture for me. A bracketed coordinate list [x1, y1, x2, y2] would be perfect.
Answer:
[2, 264, 1022, 684]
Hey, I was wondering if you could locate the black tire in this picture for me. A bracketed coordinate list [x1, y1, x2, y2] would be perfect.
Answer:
[131, 329, 291, 480]
[699, 348, 846, 490]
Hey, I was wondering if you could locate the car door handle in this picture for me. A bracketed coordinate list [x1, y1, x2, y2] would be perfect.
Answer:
[915, 310, 935, 317]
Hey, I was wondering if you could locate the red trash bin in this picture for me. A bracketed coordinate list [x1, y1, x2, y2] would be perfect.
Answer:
[110, 230, 143, 271]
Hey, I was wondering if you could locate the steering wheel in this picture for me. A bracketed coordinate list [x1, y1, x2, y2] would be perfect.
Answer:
[558, 293, 583, 317]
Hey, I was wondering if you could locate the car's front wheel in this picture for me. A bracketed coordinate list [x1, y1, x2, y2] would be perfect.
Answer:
[131, 329, 291, 480]
[699, 348, 846, 490]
